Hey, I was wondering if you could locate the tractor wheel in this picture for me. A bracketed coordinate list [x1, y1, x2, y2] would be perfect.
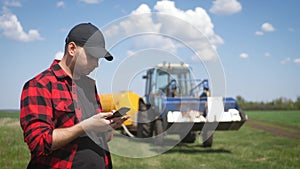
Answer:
[153, 119, 164, 145]
[137, 122, 152, 138]
[137, 99, 153, 138]
[201, 130, 213, 147]
[180, 131, 196, 143]
[137, 109, 153, 138]
[154, 119, 164, 136]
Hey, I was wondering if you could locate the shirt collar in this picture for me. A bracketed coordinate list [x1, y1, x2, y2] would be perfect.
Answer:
[51, 60, 71, 80]
[51, 60, 96, 85]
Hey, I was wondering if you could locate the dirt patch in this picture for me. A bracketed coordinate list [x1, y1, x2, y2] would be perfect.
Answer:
[0, 118, 20, 127]
[247, 118, 300, 140]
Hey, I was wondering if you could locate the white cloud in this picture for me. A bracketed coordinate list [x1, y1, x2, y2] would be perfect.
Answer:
[281, 57, 300, 64]
[261, 22, 275, 32]
[280, 57, 291, 64]
[57, 1, 65, 8]
[154, 1, 223, 44]
[54, 51, 64, 60]
[105, 1, 223, 62]
[4, 0, 22, 7]
[119, 4, 160, 34]
[210, 0, 242, 15]
[0, 8, 43, 42]
[294, 58, 300, 64]
[240, 53, 248, 59]
[255, 22, 275, 36]
[255, 31, 264, 36]
[132, 4, 151, 14]
[133, 35, 177, 54]
[80, 0, 101, 4]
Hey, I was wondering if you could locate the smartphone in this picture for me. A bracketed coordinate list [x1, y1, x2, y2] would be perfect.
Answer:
[106, 107, 130, 120]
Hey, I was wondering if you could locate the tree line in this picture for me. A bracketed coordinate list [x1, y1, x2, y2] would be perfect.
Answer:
[236, 96, 300, 110]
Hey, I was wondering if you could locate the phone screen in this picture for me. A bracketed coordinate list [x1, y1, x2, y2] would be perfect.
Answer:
[106, 107, 130, 120]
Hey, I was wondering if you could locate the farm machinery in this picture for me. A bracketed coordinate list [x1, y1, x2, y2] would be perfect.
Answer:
[100, 62, 247, 147]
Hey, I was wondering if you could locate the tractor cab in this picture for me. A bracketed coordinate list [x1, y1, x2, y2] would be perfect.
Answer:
[144, 63, 201, 98]
[143, 63, 209, 117]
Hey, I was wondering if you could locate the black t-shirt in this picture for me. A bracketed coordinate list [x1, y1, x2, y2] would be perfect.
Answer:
[71, 77, 111, 169]
[72, 137, 107, 169]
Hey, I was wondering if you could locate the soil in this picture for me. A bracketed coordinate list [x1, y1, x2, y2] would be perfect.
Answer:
[0, 117, 20, 127]
[247, 118, 300, 140]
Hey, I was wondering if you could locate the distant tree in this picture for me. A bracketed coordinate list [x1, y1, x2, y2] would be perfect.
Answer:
[295, 96, 300, 109]
[236, 95, 245, 103]
[235, 96, 300, 110]
[236, 95, 245, 107]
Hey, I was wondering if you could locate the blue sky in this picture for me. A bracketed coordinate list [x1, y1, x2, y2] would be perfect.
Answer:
[0, 0, 299, 109]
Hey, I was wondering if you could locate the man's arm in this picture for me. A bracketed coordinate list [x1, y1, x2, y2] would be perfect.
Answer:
[51, 123, 84, 151]
[20, 79, 118, 155]
[52, 112, 115, 150]
[20, 80, 54, 156]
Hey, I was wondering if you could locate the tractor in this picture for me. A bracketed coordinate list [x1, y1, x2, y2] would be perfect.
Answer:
[100, 62, 247, 147]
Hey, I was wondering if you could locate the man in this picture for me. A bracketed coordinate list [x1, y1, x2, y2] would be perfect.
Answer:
[20, 23, 127, 169]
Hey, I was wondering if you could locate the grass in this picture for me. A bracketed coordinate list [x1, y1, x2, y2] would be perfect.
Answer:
[0, 111, 19, 119]
[246, 110, 300, 127]
[0, 110, 299, 169]
[111, 126, 300, 169]
[0, 111, 30, 169]
[0, 126, 30, 168]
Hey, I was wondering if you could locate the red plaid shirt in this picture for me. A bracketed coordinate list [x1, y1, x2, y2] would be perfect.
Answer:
[20, 60, 112, 169]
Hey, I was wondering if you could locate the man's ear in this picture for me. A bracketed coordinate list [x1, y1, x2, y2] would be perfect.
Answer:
[67, 42, 77, 57]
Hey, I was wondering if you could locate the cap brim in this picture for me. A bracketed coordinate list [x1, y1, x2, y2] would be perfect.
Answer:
[85, 46, 113, 61]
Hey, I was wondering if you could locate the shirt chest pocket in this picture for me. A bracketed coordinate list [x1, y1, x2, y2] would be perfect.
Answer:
[52, 98, 76, 127]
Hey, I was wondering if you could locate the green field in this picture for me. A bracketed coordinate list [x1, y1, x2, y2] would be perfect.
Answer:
[246, 110, 300, 127]
[0, 110, 299, 169]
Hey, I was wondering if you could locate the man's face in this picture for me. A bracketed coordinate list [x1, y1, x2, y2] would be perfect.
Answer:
[73, 47, 99, 77]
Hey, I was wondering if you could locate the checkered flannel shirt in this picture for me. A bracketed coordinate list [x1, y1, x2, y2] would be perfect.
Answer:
[20, 60, 112, 169]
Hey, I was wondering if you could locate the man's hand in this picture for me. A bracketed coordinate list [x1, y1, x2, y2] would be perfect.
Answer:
[80, 111, 130, 132]
[52, 113, 114, 151]
[110, 115, 130, 129]
[52, 112, 129, 150]
[80, 112, 114, 132]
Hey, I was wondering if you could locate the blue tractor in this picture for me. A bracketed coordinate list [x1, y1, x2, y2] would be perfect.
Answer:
[137, 63, 247, 147]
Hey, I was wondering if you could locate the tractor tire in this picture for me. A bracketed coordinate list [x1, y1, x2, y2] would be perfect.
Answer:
[137, 109, 153, 138]
[201, 130, 213, 147]
[153, 119, 164, 145]
[180, 131, 196, 143]
[137, 122, 152, 138]
[154, 119, 164, 136]
[137, 99, 153, 138]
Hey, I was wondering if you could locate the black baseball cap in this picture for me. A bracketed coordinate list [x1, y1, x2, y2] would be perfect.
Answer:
[65, 23, 113, 61]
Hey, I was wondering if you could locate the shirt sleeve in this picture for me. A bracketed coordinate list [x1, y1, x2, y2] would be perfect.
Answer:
[20, 79, 54, 156]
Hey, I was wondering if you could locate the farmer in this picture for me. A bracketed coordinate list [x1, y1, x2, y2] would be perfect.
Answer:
[20, 23, 128, 169]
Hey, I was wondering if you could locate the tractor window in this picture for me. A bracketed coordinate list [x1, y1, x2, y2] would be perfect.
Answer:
[155, 67, 193, 97]
[156, 70, 169, 90]
[171, 69, 192, 97]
